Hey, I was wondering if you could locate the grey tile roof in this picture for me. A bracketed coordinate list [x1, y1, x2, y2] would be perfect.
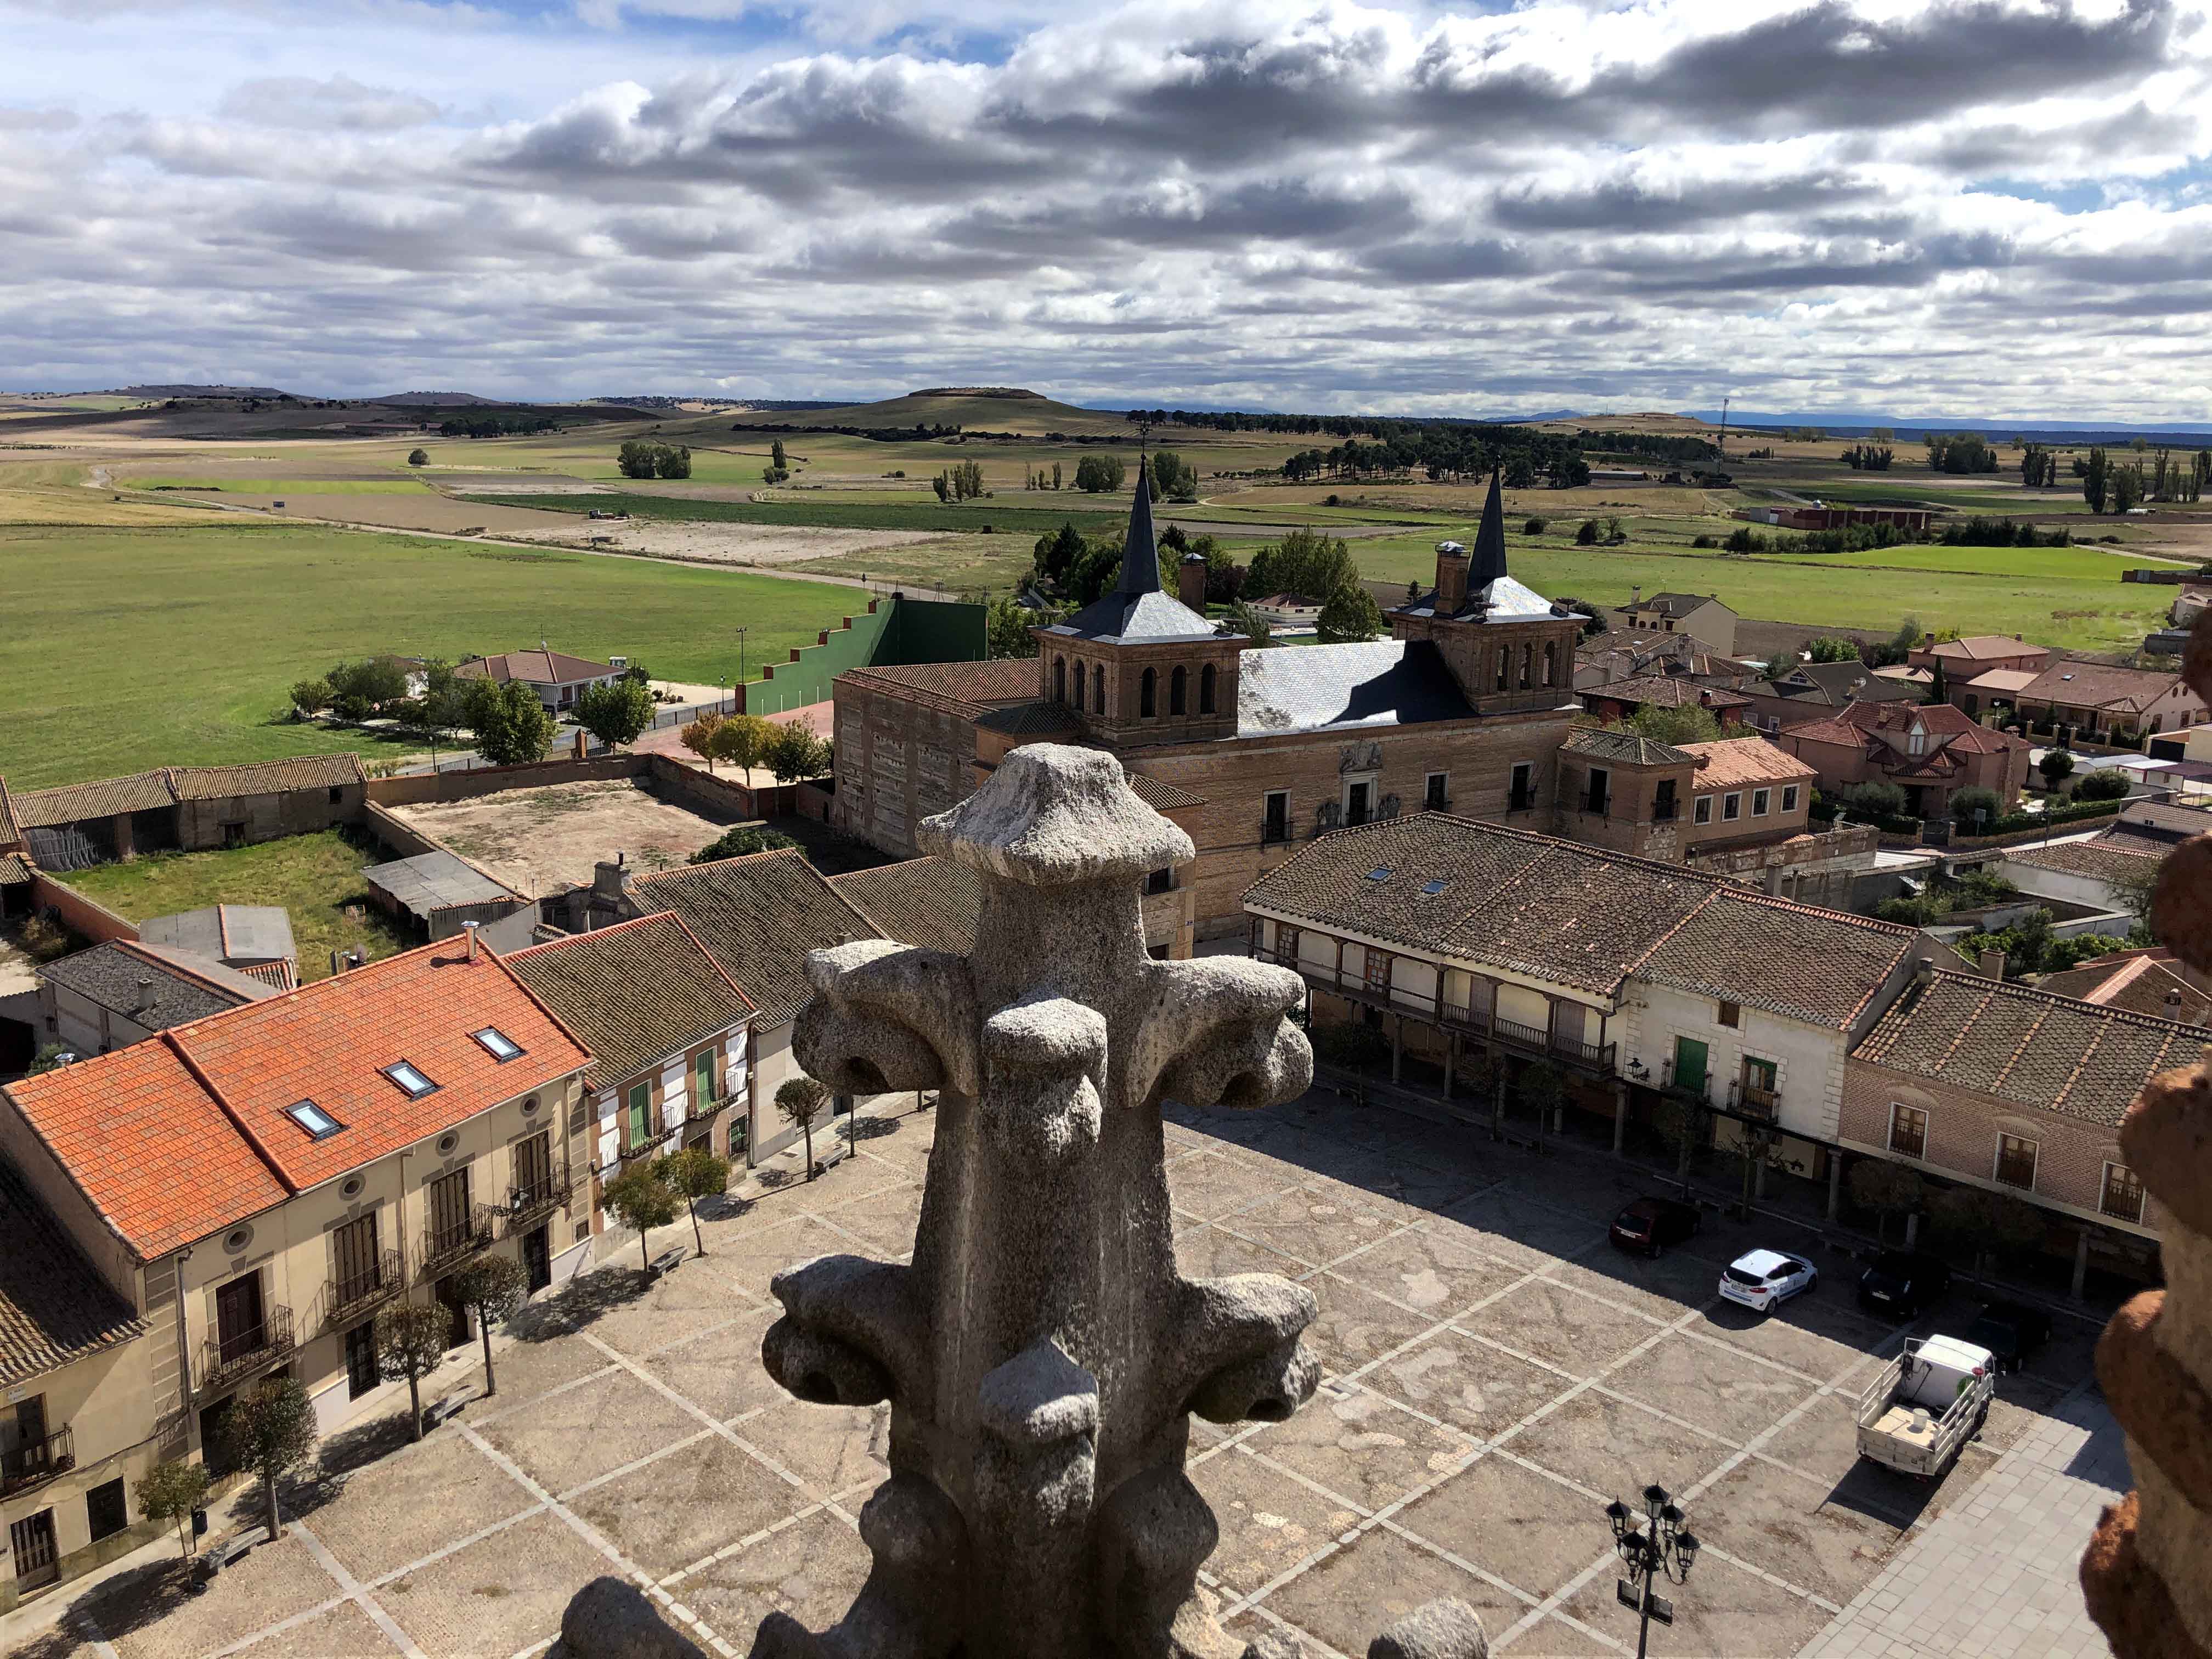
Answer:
[1853, 968, 2202, 1125]
[1045, 588, 1222, 645]
[364, 849, 521, 916]
[1563, 727, 1693, 766]
[506, 911, 753, 1085]
[838, 658, 1041, 712]
[13, 770, 176, 828]
[0, 1158, 145, 1387]
[625, 848, 878, 1025]
[974, 699, 1085, 737]
[140, 904, 296, 964]
[1237, 641, 1482, 737]
[38, 940, 270, 1027]
[830, 857, 981, 956]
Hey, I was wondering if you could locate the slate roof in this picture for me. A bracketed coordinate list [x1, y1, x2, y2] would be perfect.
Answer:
[0, 1159, 145, 1387]
[2018, 659, 2185, 714]
[1237, 641, 1481, 736]
[12, 770, 174, 828]
[454, 648, 616, 686]
[1562, 727, 1692, 767]
[1853, 968, 2202, 1125]
[39, 940, 273, 1028]
[1244, 813, 1916, 1027]
[830, 857, 983, 956]
[364, 849, 522, 916]
[1679, 737, 1815, 789]
[625, 848, 878, 1025]
[140, 904, 296, 964]
[0, 939, 591, 1258]
[505, 912, 753, 1086]
[1588, 675, 1751, 711]
[170, 754, 365, 800]
[1045, 467, 1221, 644]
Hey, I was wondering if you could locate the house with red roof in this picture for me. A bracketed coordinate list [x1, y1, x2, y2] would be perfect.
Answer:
[0, 932, 592, 1463]
[1775, 699, 2032, 821]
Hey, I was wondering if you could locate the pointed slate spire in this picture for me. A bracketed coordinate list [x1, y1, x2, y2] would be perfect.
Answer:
[1118, 458, 1162, 595]
[1468, 465, 1508, 589]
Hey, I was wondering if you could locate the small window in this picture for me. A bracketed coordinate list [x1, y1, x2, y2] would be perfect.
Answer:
[286, 1100, 343, 1141]
[1752, 788, 1770, 816]
[340, 1175, 365, 1200]
[1509, 761, 1534, 810]
[1717, 1000, 1740, 1028]
[436, 1130, 459, 1156]
[521, 1095, 539, 1117]
[86, 1477, 128, 1543]
[1781, 785, 1799, 812]
[1365, 866, 1392, 883]
[1694, 795, 1713, 825]
[1889, 1103, 1927, 1159]
[473, 1028, 524, 1062]
[1199, 662, 1217, 715]
[1145, 867, 1173, 895]
[383, 1061, 437, 1099]
[1722, 792, 1742, 822]
[1995, 1133, 2039, 1191]
[2101, 1162, 2146, 1225]
[1424, 772, 1447, 811]
[328, 786, 344, 805]
[223, 1223, 255, 1252]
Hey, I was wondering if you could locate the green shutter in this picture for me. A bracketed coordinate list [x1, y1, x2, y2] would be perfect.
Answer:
[627, 1083, 651, 1147]
[1672, 1037, 1708, 1094]
[696, 1047, 716, 1104]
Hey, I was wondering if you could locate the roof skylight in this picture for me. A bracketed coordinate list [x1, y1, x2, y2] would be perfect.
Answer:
[382, 1060, 437, 1099]
[1421, 879, 1448, 895]
[1365, 866, 1392, 882]
[472, 1027, 524, 1062]
[286, 1099, 343, 1140]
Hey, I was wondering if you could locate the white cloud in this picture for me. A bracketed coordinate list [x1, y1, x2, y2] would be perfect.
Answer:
[217, 74, 443, 131]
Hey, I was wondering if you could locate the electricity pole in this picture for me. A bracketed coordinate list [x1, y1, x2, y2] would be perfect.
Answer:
[1718, 394, 1731, 460]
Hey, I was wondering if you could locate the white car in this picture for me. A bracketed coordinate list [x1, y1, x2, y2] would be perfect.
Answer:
[1719, 1249, 1818, 1313]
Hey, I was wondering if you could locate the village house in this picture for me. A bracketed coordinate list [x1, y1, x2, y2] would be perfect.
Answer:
[3, 757, 365, 870]
[1247, 593, 1324, 629]
[1734, 661, 1921, 736]
[0, 933, 594, 1492]
[33, 940, 274, 1058]
[503, 912, 754, 1189]
[1776, 698, 2033, 821]
[2038, 947, 2209, 1024]
[1572, 627, 1726, 692]
[454, 648, 622, 713]
[1577, 674, 1752, 730]
[1613, 589, 1739, 656]
[1843, 965, 2185, 1294]
[2013, 659, 2209, 741]
[1240, 812, 1923, 1207]
[1906, 634, 2055, 679]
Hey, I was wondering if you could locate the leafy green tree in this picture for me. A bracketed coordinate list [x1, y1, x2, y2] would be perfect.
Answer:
[1520, 1060, 1566, 1153]
[764, 724, 832, 785]
[618, 439, 658, 480]
[1652, 1088, 1709, 1189]
[1575, 518, 1600, 545]
[1246, 528, 1357, 607]
[1931, 1186, 2044, 1273]
[1522, 516, 1547, 535]
[1847, 1160, 1925, 1245]
[691, 825, 798, 864]
[681, 710, 726, 771]
[654, 445, 692, 480]
[2107, 853, 2163, 928]
[1949, 786, 2002, 831]
[450, 1253, 527, 1399]
[2074, 768, 2132, 802]
[656, 1145, 732, 1256]
[776, 1075, 830, 1177]
[290, 676, 333, 715]
[1150, 450, 1198, 501]
[2038, 749, 2076, 791]
[572, 679, 657, 749]
[1033, 520, 1087, 583]
[222, 1375, 318, 1542]
[376, 1301, 452, 1442]
[932, 470, 951, 503]
[1224, 599, 1273, 646]
[1839, 780, 1910, 818]
[2112, 461, 2143, 514]
[771, 439, 787, 471]
[1064, 539, 1125, 606]
[1315, 583, 1384, 643]
[986, 595, 1043, 659]
[1073, 454, 1128, 493]
[1051, 461, 1063, 490]
[1807, 635, 1861, 663]
[134, 1458, 212, 1562]
[1621, 704, 1725, 745]
[2084, 447, 2109, 512]
[466, 679, 557, 767]
[603, 1161, 680, 1273]
[710, 712, 776, 773]
[407, 448, 429, 467]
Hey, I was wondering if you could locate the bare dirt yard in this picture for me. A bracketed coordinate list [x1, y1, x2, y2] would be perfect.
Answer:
[510, 517, 953, 568]
[386, 778, 734, 896]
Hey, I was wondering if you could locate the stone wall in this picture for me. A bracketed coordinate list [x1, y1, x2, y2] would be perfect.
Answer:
[176, 782, 363, 850]
[831, 677, 980, 857]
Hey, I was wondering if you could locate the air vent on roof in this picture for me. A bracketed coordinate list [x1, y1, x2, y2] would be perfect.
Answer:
[1366, 866, 1392, 882]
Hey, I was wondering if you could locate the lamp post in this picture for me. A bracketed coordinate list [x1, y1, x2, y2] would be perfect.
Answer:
[1607, 1482, 1700, 1658]
[734, 626, 749, 710]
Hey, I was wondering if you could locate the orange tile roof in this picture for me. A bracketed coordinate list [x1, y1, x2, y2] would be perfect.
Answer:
[0, 939, 590, 1260]
[1679, 736, 1815, 790]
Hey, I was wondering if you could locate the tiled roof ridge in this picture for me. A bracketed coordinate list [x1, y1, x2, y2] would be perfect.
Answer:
[1926, 966, 2208, 1037]
[509, 910, 758, 1014]
[174, 753, 365, 785]
[111, 939, 244, 1001]
[1986, 994, 2059, 1098]
[630, 844, 809, 886]
[482, 939, 607, 1066]
[160, 1029, 297, 1198]
[1716, 884, 1919, 936]
[1617, 885, 1727, 985]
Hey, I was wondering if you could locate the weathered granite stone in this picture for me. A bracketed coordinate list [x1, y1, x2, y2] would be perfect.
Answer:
[560, 743, 1485, 1659]
[559, 1578, 707, 1659]
[1367, 1598, 1489, 1659]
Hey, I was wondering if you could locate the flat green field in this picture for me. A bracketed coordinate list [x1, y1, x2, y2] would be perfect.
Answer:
[61, 829, 413, 981]
[467, 490, 1127, 536]
[0, 523, 867, 790]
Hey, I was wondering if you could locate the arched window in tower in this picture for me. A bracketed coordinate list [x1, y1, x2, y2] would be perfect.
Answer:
[1543, 641, 1557, 687]
[1494, 647, 1509, 693]
[1170, 664, 1187, 716]
[1140, 667, 1157, 718]
[1093, 664, 1106, 714]
[1520, 644, 1532, 690]
[1054, 657, 1067, 703]
[1199, 662, 1217, 715]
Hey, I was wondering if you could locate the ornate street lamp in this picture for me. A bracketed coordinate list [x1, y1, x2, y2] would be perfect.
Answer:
[1607, 1482, 1700, 1657]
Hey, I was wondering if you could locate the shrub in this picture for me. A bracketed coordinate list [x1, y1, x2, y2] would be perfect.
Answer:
[1522, 516, 1547, 535]
[1839, 781, 1908, 818]
[1691, 534, 1715, 549]
[407, 448, 428, 467]
[2074, 768, 2132, 801]
[691, 825, 798, 863]
[1576, 518, 1600, 545]
[1948, 787, 2004, 828]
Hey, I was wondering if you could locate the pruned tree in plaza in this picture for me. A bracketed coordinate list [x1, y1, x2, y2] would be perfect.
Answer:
[1652, 1087, 1710, 1189]
[1520, 1059, 1566, 1154]
[764, 723, 832, 785]
[222, 1374, 318, 1543]
[375, 1300, 453, 1442]
[1931, 1184, 2046, 1273]
[572, 678, 657, 750]
[450, 1252, 529, 1400]
[709, 712, 776, 775]
[681, 709, 726, 771]
[656, 1144, 733, 1257]
[603, 1160, 680, 1273]
[1848, 1159, 1926, 1245]
[776, 1074, 830, 1177]
[134, 1458, 211, 1562]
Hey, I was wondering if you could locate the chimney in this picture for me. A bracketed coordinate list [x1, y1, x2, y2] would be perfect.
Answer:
[592, 854, 633, 904]
[1178, 551, 1206, 610]
[1631, 585, 1642, 609]
[1434, 540, 1469, 611]
[1979, 948, 2006, 981]
[330, 950, 343, 978]
[135, 976, 157, 1014]
[2165, 986, 2186, 1019]
[1914, 955, 1936, 988]
[464, 919, 480, 961]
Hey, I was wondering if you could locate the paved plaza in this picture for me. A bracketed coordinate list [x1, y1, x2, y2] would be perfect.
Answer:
[16, 1088, 2109, 1659]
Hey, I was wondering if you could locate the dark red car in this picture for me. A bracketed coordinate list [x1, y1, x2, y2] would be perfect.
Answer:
[1610, 1195, 1702, 1256]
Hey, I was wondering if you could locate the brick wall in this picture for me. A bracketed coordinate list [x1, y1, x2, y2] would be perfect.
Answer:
[831, 679, 981, 856]
[28, 871, 139, 945]
[365, 754, 641, 808]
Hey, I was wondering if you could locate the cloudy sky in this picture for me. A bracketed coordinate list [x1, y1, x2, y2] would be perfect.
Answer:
[4, 0, 2209, 417]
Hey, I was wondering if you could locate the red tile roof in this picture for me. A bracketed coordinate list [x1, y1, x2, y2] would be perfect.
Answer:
[1679, 736, 1814, 789]
[1926, 635, 2049, 662]
[455, 649, 616, 686]
[1786, 699, 2027, 759]
[2017, 660, 2186, 715]
[0, 939, 590, 1260]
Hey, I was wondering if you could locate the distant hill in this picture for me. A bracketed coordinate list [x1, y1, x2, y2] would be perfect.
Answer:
[726, 387, 1128, 437]
[1686, 409, 2212, 443]
[113, 383, 297, 399]
[374, 391, 510, 407]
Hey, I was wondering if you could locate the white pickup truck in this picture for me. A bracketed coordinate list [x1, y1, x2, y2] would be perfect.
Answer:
[1855, 1334, 1995, 1480]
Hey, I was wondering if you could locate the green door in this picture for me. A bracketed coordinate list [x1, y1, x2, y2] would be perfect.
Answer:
[1672, 1037, 1708, 1094]
[626, 1082, 651, 1150]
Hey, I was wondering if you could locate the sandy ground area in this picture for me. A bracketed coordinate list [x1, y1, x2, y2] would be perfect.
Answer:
[195, 492, 593, 535]
[387, 778, 733, 895]
[511, 517, 952, 567]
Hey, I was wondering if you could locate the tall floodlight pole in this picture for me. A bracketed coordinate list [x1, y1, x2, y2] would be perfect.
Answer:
[1718, 394, 1731, 460]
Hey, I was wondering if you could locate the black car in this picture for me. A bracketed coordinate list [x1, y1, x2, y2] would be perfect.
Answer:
[1966, 1299, 2055, 1373]
[1610, 1195, 1702, 1256]
[1856, 1251, 1954, 1318]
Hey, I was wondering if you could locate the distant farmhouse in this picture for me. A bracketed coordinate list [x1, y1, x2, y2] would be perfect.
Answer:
[454, 647, 623, 713]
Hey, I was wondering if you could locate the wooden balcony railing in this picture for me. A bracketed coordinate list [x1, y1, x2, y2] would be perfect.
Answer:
[1260, 947, 1616, 1072]
[0, 1427, 74, 1497]
[1731, 1080, 1780, 1120]
[198, 1306, 295, 1397]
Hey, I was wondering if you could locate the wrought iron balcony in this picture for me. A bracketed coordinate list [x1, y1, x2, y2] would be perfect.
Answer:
[323, 1249, 405, 1331]
[198, 1306, 295, 1396]
[417, 1207, 498, 1277]
[505, 1175, 573, 1229]
[0, 1427, 74, 1497]
[1259, 817, 1293, 847]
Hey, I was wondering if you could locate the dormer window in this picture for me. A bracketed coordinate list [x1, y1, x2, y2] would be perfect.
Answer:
[382, 1061, 437, 1099]
[1906, 723, 1927, 757]
[286, 1099, 343, 1140]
